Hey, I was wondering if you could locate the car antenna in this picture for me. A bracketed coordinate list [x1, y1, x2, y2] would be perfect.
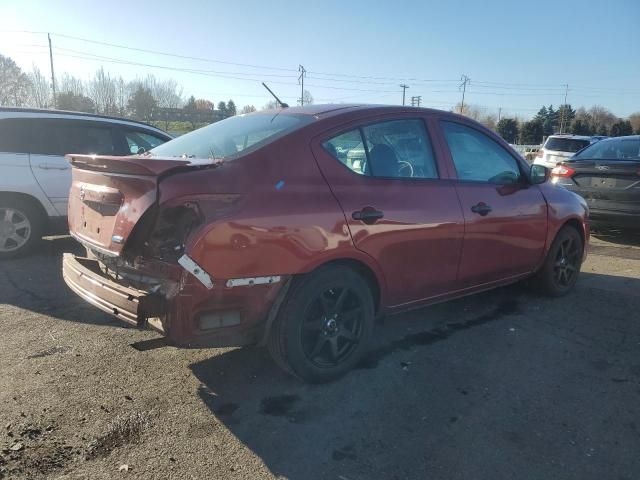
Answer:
[262, 82, 289, 108]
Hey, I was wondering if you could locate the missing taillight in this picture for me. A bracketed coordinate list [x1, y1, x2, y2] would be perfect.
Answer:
[144, 203, 202, 260]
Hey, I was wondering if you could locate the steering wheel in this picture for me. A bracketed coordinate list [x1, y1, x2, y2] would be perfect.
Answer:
[398, 161, 414, 177]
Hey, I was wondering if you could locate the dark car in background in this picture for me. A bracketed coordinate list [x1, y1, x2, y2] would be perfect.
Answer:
[551, 135, 640, 229]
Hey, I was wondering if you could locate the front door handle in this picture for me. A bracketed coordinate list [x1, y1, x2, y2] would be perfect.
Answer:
[352, 207, 384, 224]
[38, 164, 70, 171]
[470, 202, 492, 216]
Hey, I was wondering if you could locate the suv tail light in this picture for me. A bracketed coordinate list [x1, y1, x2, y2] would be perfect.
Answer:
[551, 165, 576, 177]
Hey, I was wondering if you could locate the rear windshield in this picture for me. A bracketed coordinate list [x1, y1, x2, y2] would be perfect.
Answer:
[573, 138, 640, 160]
[150, 112, 312, 160]
[544, 137, 590, 153]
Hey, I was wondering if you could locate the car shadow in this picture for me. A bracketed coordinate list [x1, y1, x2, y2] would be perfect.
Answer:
[0, 235, 122, 328]
[189, 272, 640, 480]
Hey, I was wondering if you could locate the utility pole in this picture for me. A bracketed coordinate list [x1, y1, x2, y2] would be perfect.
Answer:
[559, 83, 569, 134]
[459, 74, 470, 113]
[498, 107, 502, 123]
[411, 96, 422, 107]
[48, 33, 57, 109]
[400, 84, 409, 106]
[298, 65, 306, 106]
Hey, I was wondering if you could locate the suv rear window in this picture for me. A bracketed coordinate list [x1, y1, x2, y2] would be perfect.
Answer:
[0, 119, 30, 154]
[32, 120, 117, 156]
[150, 113, 313, 160]
[544, 137, 590, 153]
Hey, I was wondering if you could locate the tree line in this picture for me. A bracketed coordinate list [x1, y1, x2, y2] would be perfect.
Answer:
[0, 53, 258, 125]
[1, 52, 637, 142]
[458, 101, 639, 145]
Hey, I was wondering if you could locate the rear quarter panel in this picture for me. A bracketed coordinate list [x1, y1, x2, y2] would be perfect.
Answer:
[162, 131, 387, 297]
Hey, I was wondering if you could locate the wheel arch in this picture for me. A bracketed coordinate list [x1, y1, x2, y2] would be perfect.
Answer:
[259, 254, 386, 346]
[0, 191, 50, 228]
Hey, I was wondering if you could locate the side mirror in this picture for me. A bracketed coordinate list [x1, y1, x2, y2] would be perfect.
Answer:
[530, 164, 549, 184]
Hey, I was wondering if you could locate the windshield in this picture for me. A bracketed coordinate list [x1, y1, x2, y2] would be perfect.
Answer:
[572, 137, 640, 160]
[150, 113, 313, 160]
[544, 137, 590, 153]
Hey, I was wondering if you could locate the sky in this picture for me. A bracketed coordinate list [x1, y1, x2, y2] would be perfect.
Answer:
[1, 0, 639, 119]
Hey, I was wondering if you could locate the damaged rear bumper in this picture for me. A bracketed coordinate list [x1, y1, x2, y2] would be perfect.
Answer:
[62, 253, 287, 348]
[62, 254, 167, 331]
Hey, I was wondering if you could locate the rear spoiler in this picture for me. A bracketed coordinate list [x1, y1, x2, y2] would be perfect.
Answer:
[65, 154, 220, 176]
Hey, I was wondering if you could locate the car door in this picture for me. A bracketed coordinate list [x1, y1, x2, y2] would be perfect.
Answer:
[30, 119, 118, 216]
[437, 119, 547, 288]
[312, 115, 465, 308]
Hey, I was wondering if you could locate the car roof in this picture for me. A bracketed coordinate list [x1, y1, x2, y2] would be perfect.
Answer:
[257, 103, 455, 121]
[547, 134, 593, 141]
[0, 107, 169, 135]
[591, 135, 640, 142]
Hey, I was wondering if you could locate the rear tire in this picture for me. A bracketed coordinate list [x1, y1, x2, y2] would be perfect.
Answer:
[0, 198, 43, 259]
[533, 226, 583, 296]
[268, 265, 375, 383]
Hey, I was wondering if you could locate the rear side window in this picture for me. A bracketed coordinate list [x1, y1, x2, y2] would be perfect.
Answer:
[123, 129, 167, 154]
[32, 120, 116, 156]
[323, 119, 438, 179]
[441, 121, 521, 184]
[544, 137, 590, 153]
[150, 113, 312, 160]
[0, 119, 30, 154]
[573, 138, 640, 160]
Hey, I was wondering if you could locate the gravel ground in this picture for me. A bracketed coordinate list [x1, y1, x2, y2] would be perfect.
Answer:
[1, 230, 639, 480]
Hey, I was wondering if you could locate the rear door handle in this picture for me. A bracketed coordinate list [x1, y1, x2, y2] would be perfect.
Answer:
[470, 202, 492, 216]
[352, 208, 384, 224]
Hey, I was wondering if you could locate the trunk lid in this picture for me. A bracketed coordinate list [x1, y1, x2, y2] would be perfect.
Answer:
[560, 159, 640, 212]
[66, 154, 201, 255]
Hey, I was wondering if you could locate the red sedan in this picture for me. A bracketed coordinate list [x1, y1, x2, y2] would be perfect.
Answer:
[62, 105, 589, 382]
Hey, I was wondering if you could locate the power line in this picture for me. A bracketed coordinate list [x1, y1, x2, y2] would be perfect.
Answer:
[51, 33, 297, 72]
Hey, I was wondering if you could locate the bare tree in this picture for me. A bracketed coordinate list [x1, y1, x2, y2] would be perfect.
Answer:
[140, 74, 183, 109]
[0, 54, 31, 106]
[87, 68, 117, 115]
[114, 76, 128, 116]
[59, 73, 84, 97]
[28, 65, 51, 108]
[241, 105, 257, 114]
[629, 112, 640, 134]
[588, 105, 617, 135]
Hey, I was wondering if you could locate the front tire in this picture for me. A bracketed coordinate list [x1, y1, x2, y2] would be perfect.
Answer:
[0, 199, 43, 259]
[533, 226, 583, 296]
[268, 265, 375, 383]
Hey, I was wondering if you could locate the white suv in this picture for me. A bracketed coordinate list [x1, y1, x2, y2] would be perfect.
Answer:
[533, 134, 593, 169]
[0, 108, 171, 258]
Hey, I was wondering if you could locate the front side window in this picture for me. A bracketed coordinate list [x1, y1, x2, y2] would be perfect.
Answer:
[441, 121, 521, 184]
[323, 119, 438, 179]
[124, 130, 167, 154]
[150, 113, 313, 160]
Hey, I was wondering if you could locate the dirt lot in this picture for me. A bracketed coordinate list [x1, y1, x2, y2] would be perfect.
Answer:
[1, 230, 640, 480]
